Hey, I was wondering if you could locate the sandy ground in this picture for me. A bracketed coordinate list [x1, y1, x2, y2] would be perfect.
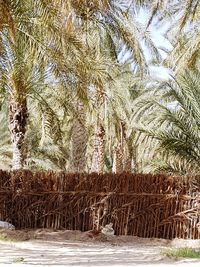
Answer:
[0, 230, 200, 266]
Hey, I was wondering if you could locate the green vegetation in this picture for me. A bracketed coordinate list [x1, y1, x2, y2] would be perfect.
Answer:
[0, 234, 17, 242]
[162, 248, 200, 259]
[12, 257, 25, 263]
[0, 1, 200, 175]
[134, 70, 200, 175]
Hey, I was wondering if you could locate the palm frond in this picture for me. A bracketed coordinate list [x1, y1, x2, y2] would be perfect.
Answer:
[134, 69, 200, 175]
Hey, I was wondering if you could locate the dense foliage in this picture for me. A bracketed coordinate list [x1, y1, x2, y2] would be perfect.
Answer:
[0, 0, 199, 174]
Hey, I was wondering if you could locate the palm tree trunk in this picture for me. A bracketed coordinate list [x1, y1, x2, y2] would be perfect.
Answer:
[90, 84, 106, 173]
[112, 121, 126, 173]
[124, 144, 137, 173]
[112, 143, 123, 173]
[9, 97, 28, 170]
[124, 145, 132, 172]
[70, 101, 87, 172]
[91, 124, 105, 173]
[131, 146, 137, 173]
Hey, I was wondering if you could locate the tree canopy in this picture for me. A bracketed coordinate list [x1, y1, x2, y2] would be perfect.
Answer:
[0, 0, 200, 175]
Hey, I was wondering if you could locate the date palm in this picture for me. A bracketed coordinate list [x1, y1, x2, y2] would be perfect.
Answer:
[1, 35, 39, 169]
[133, 69, 200, 175]
[0, 0, 61, 169]
[0, 0, 161, 172]
[71, 0, 160, 172]
[150, 0, 200, 73]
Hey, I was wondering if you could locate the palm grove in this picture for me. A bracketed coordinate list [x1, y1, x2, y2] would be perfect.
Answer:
[0, 0, 199, 175]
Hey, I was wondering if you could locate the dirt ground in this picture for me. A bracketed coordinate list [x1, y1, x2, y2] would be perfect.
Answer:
[0, 229, 200, 266]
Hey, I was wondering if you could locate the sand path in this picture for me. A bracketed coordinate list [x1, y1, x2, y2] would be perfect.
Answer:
[0, 239, 199, 266]
[0, 230, 200, 266]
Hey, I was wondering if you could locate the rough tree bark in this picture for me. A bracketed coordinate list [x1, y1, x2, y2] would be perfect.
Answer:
[70, 101, 87, 172]
[9, 97, 28, 170]
[123, 143, 133, 172]
[112, 121, 126, 173]
[90, 84, 106, 173]
[112, 142, 123, 173]
[91, 124, 105, 173]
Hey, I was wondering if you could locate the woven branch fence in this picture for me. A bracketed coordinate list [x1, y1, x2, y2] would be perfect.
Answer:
[0, 170, 200, 239]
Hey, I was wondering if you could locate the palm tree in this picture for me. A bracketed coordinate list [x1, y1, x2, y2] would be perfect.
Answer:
[46, 0, 162, 175]
[167, 29, 200, 74]
[0, 0, 161, 172]
[149, 0, 200, 73]
[2, 35, 35, 169]
[0, 0, 61, 169]
[69, 99, 87, 172]
[72, 0, 160, 173]
[133, 69, 200, 175]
